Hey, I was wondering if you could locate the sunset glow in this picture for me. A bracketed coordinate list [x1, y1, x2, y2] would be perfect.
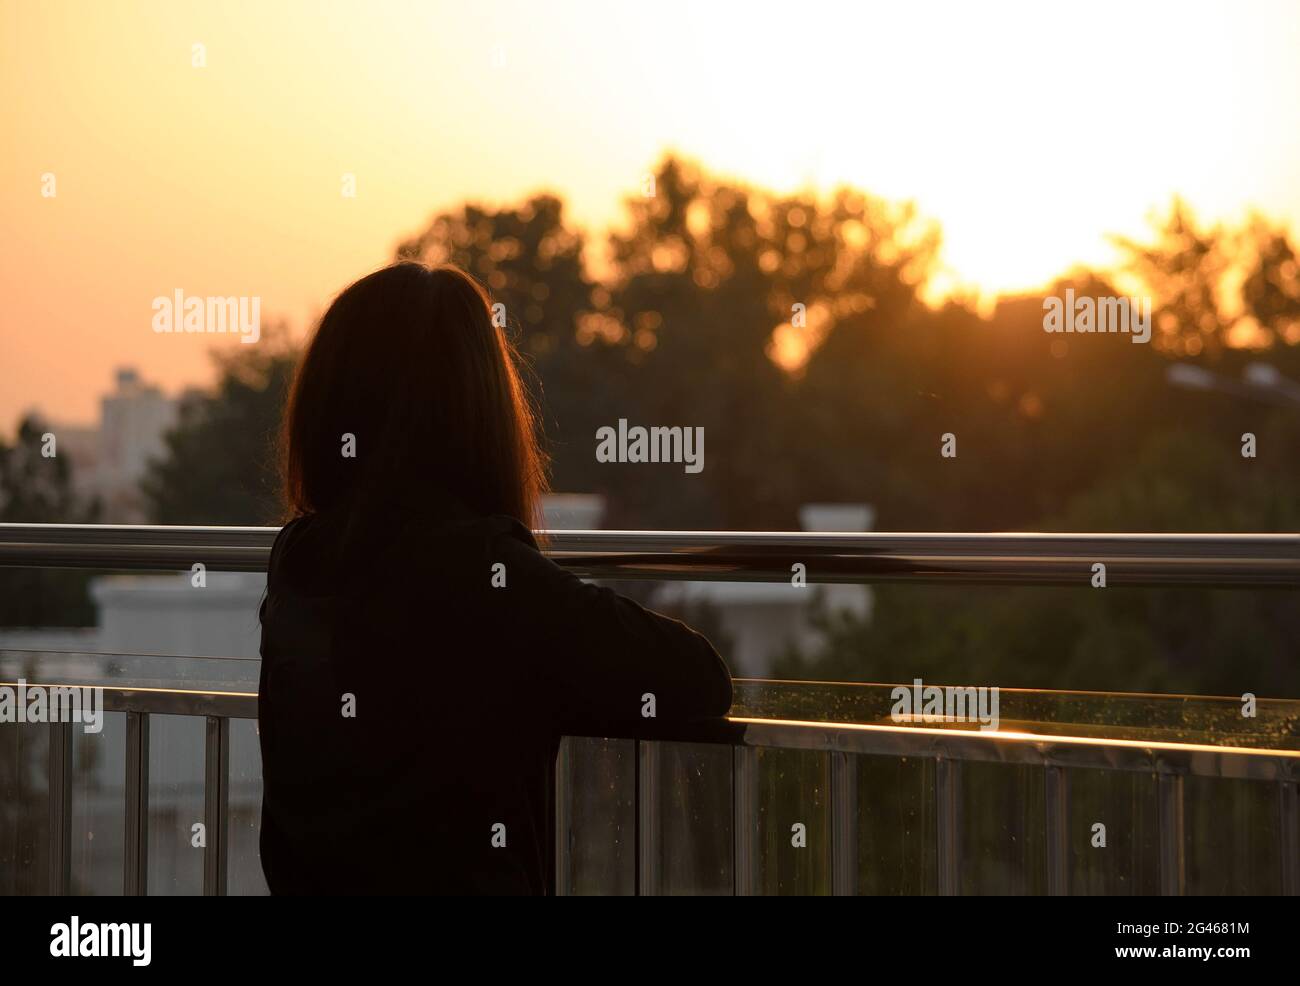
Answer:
[3, 0, 1299, 425]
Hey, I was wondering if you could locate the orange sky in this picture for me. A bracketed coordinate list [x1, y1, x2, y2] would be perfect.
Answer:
[3, 0, 1299, 430]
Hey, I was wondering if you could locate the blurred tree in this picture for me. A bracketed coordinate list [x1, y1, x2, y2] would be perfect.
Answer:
[776, 423, 1300, 695]
[1114, 198, 1234, 358]
[1239, 216, 1300, 350]
[0, 415, 98, 626]
[596, 156, 945, 528]
[602, 158, 795, 527]
[776, 576, 1300, 697]
[142, 324, 297, 525]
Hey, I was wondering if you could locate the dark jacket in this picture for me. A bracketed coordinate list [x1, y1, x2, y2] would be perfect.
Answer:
[257, 503, 733, 895]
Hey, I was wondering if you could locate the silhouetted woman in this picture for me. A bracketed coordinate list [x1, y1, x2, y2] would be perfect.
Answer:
[258, 262, 732, 894]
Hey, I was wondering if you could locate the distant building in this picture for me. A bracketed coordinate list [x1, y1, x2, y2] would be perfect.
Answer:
[56, 368, 179, 522]
[93, 368, 178, 521]
[540, 493, 607, 530]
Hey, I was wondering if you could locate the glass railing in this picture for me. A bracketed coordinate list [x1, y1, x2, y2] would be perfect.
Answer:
[0, 524, 1296, 895]
[2, 653, 1296, 896]
[561, 682, 1299, 895]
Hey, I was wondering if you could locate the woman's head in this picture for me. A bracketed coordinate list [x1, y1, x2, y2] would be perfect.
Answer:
[282, 262, 547, 527]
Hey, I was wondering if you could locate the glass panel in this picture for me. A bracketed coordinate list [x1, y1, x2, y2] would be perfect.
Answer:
[0, 648, 259, 694]
[0, 564, 266, 663]
[754, 748, 829, 895]
[71, 710, 124, 895]
[1184, 774, 1283, 895]
[0, 721, 50, 895]
[560, 737, 634, 895]
[1065, 767, 1159, 895]
[958, 762, 1045, 895]
[228, 717, 269, 896]
[856, 754, 936, 895]
[146, 714, 204, 895]
[656, 741, 732, 895]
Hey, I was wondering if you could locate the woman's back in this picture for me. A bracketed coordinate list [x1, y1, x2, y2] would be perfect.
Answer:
[258, 500, 732, 894]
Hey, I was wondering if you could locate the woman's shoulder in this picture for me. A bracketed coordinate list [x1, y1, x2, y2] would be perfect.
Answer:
[267, 508, 548, 588]
[266, 514, 315, 575]
[479, 514, 540, 550]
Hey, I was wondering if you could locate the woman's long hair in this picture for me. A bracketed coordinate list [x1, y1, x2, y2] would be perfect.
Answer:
[281, 262, 547, 532]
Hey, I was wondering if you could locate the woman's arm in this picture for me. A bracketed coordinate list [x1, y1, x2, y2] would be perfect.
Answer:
[494, 532, 733, 735]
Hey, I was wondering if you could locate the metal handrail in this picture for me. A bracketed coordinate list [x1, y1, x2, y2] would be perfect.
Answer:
[22, 681, 1300, 777]
[1, 523, 1297, 585]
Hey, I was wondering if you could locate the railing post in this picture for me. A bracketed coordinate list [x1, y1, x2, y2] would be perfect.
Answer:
[1045, 764, 1070, 896]
[1157, 771, 1185, 896]
[47, 720, 72, 896]
[936, 756, 961, 895]
[634, 740, 660, 895]
[203, 716, 229, 896]
[732, 745, 758, 895]
[1280, 781, 1298, 896]
[554, 737, 572, 897]
[830, 750, 858, 895]
[123, 711, 149, 896]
